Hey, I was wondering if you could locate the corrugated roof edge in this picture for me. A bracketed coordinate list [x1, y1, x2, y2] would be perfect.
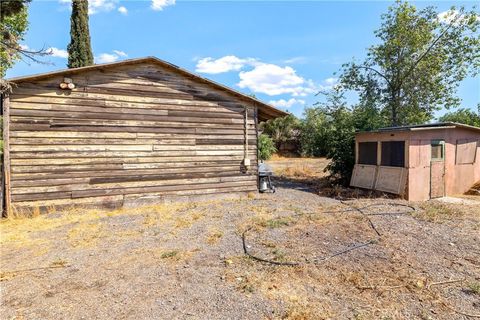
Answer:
[356, 122, 480, 134]
[6, 56, 289, 120]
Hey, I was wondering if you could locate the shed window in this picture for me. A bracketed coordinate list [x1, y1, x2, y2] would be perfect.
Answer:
[358, 142, 377, 165]
[456, 139, 477, 164]
[381, 141, 405, 167]
[431, 140, 444, 160]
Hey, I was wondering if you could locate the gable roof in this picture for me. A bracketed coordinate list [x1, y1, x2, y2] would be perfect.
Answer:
[357, 122, 480, 134]
[6, 56, 288, 121]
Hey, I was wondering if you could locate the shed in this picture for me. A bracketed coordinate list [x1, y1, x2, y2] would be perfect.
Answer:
[350, 122, 480, 201]
[1, 57, 287, 214]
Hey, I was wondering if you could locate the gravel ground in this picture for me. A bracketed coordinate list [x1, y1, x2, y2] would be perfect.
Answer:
[1, 176, 479, 319]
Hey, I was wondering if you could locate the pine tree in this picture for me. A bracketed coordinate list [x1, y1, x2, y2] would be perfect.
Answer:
[67, 0, 93, 68]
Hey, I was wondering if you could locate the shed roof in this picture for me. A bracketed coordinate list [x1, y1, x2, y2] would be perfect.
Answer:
[357, 122, 480, 134]
[6, 56, 288, 121]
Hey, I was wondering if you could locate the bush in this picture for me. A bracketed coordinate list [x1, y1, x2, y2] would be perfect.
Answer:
[261, 114, 300, 150]
[299, 107, 332, 157]
[258, 134, 277, 161]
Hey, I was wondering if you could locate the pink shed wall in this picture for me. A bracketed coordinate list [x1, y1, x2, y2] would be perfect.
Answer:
[355, 127, 480, 201]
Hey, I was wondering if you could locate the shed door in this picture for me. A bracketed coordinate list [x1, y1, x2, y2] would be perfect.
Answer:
[430, 140, 445, 198]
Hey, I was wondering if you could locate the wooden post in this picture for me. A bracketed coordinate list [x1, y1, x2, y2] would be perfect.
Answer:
[2, 94, 11, 216]
[2, 94, 10, 213]
[254, 105, 259, 190]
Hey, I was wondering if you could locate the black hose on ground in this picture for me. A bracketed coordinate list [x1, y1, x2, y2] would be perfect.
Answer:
[241, 202, 415, 266]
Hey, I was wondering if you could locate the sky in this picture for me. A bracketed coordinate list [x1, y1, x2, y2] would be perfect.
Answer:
[5, 0, 480, 118]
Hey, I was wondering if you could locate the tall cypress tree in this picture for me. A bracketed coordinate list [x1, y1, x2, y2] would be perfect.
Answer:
[67, 0, 93, 68]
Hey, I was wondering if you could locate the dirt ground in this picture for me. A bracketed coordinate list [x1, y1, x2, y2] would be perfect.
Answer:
[1, 158, 480, 320]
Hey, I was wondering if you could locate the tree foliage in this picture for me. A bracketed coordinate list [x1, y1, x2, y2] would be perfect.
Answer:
[258, 134, 277, 161]
[438, 107, 480, 127]
[299, 107, 330, 157]
[67, 0, 94, 68]
[261, 114, 301, 150]
[341, 1, 480, 126]
[1, 0, 30, 78]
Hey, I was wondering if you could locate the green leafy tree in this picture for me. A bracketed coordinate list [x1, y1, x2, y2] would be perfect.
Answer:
[261, 114, 300, 150]
[304, 88, 386, 184]
[67, 0, 94, 68]
[299, 107, 330, 157]
[1, 0, 49, 88]
[258, 134, 277, 161]
[438, 107, 480, 127]
[341, 1, 480, 126]
[1, 0, 29, 78]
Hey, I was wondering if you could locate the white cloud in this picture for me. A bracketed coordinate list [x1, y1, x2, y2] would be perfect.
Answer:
[19, 45, 69, 59]
[284, 56, 307, 64]
[113, 50, 128, 57]
[118, 6, 128, 15]
[59, 0, 119, 15]
[96, 53, 119, 64]
[323, 77, 338, 86]
[47, 47, 69, 59]
[268, 98, 305, 108]
[151, 0, 175, 11]
[238, 63, 317, 96]
[437, 9, 480, 25]
[88, 0, 117, 14]
[95, 50, 128, 63]
[195, 56, 257, 74]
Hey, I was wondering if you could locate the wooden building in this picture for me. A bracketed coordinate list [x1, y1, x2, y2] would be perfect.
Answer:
[1, 57, 287, 214]
[350, 123, 480, 201]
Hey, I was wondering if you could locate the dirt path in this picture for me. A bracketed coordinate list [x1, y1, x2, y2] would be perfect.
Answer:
[1, 177, 479, 319]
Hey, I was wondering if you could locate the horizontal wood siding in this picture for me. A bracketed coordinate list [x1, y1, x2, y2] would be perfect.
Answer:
[8, 62, 258, 209]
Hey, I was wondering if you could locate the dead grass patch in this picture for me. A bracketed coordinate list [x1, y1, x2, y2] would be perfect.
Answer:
[206, 229, 224, 245]
[67, 222, 104, 248]
[414, 202, 462, 222]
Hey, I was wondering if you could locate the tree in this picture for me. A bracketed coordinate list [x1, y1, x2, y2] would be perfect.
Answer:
[299, 107, 330, 157]
[67, 0, 94, 68]
[1, 0, 29, 78]
[261, 114, 300, 150]
[1, 0, 50, 90]
[341, 1, 480, 126]
[302, 88, 386, 184]
[438, 107, 480, 127]
[258, 134, 277, 161]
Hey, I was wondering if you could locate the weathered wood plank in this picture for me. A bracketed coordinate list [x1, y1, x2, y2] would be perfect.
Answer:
[11, 165, 246, 180]
[10, 155, 251, 165]
[12, 175, 256, 195]
[10, 109, 255, 125]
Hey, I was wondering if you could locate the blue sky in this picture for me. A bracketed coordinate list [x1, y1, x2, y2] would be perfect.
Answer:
[6, 0, 480, 118]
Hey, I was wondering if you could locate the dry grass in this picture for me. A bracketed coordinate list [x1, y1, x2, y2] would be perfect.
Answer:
[414, 201, 464, 223]
[67, 222, 104, 248]
[0, 202, 206, 249]
[206, 228, 224, 245]
[268, 157, 329, 182]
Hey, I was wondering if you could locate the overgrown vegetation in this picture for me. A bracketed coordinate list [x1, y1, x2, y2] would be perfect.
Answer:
[0, 0, 30, 78]
[1, 0, 50, 85]
[258, 133, 277, 161]
[261, 114, 300, 151]
[262, 1, 479, 184]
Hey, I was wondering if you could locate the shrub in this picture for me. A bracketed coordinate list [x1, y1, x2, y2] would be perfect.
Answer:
[261, 114, 300, 150]
[258, 134, 277, 161]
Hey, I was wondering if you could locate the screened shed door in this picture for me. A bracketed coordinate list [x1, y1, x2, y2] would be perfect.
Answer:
[430, 140, 445, 198]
